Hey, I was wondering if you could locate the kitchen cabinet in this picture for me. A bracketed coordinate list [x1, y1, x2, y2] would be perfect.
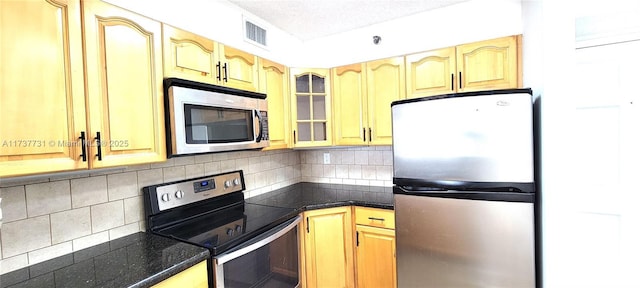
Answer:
[332, 63, 368, 146]
[302, 207, 355, 288]
[365, 57, 406, 145]
[406, 35, 521, 99]
[0, 0, 87, 177]
[456, 35, 520, 92]
[354, 207, 396, 288]
[151, 261, 208, 288]
[260, 59, 290, 150]
[82, 0, 166, 168]
[162, 24, 260, 92]
[290, 68, 333, 148]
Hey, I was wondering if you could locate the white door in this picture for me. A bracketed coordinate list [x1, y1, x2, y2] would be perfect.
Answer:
[570, 40, 640, 287]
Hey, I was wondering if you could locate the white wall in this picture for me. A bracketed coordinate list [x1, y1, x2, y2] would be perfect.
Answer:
[103, 0, 303, 65]
[291, 0, 523, 67]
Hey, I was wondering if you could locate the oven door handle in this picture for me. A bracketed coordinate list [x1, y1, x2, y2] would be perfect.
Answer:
[215, 215, 301, 265]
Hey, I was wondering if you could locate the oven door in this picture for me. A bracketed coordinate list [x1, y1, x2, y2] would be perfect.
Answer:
[214, 216, 301, 288]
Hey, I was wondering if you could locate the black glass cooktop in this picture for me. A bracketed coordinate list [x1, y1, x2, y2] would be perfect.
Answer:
[155, 201, 296, 256]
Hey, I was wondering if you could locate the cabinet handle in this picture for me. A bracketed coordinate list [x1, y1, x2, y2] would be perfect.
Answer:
[368, 217, 385, 222]
[356, 231, 360, 247]
[216, 62, 222, 81]
[94, 132, 102, 161]
[368, 128, 372, 142]
[459, 71, 462, 89]
[79, 131, 87, 162]
[363, 128, 366, 142]
[222, 63, 228, 82]
[293, 130, 297, 144]
[451, 73, 454, 91]
[306, 217, 309, 233]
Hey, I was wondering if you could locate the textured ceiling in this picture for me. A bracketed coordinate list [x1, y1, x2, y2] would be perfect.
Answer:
[228, 0, 472, 41]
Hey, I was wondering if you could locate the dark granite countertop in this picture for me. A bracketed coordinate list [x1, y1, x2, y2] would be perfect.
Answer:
[245, 182, 394, 211]
[0, 232, 209, 288]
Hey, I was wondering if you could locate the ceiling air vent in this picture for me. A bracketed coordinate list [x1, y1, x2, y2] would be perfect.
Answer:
[245, 19, 267, 47]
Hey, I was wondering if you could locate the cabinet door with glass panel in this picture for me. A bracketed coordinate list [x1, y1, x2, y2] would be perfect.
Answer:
[290, 68, 332, 147]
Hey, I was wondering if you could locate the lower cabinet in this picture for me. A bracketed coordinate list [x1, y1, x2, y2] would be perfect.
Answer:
[300, 206, 396, 288]
[301, 207, 355, 288]
[151, 261, 208, 288]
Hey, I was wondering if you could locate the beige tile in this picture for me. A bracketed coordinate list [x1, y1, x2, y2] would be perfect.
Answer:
[163, 166, 185, 183]
[341, 151, 355, 165]
[323, 165, 336, 178]
[260, 155, 271, 170]
[1, 215, 51, 258]
[369, 180, 384, 187]
[362, 166, 377, 180]
[123, 164, 151, 172]
[368, 151, 384, 165]
[253, 171, 268, 188]
[270, 153, 284, 168]
[0, 254, 29, 274]
[124, 196, 143, 224]
[204, 162, 221, 175]
[335, 165, 349, 179]
[311, 164, 323, 177]
[109, 223, 140, 240]
[107, 172, 138, 201]
[348, 165, 362, 179]
[355, 179, 370, 186]
[70, 176, 107, 209]
[383, 150, 393, 166]
[173, 156, 195, 166]
[194, 154, 213, 164]
[185, 164, 205, 179]
[220, 159, 236, 172]
[139, 221, 147, 232]
[236, 158, 249, 172]
[26, 180, 72, 217]
[72, 231, 109, 251]
[244, 173, 256, 190]
[150, 158, 174, 169]
[211, 153, 229, 161]
[376, 166, 393, 180]
[354, 151, 369, 165]
[51, 207, 91, 244]
[0, 176, 49, 188]
[137, 168, 164, 188]
[91, 201, 124, 233]
[1, 186, 27, 222]
[300, 164, 312, 177]
[28, 241, 72, 265]
[329, 151, 342, 165]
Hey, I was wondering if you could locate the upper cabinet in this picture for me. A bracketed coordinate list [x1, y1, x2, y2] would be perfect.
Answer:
[260, 59, 290, 150]
[456, 35, 520, 92]
[365, 57, 406, 145]
[332, 63, 368, 146]
[82, 0, 166, 168]
[0, 0, 87, 177]
[406, 35, 521, 98]
[162, 24, 260, 92]
[290, 68, 332, 148]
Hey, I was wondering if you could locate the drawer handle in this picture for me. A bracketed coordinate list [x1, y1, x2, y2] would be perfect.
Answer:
[368, 217, 385, 222]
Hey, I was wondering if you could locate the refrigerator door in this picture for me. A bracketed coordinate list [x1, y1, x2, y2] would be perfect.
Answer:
[394, 193, 535, 288]
[392, 90, 534, 189]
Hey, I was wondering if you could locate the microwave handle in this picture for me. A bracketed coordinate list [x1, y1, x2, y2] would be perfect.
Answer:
[254, 110, 264, 143]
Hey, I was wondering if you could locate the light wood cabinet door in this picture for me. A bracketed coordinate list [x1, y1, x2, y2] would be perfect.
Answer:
[332, 63, 368, 146]
[290, 68, 332, 148]
[303, 207, 355, 288]
[219, 45, 260, 92]
[260, 59, 290, 150]
[355, 225, 396, 288]
[162, 24, 217, 84]
[366, 57, 406, 146]
[151, 261, 208, 288]
[405, 47, 457, 98]
[0, 0, 87, 177]
[83, 0, 166, 169]
[456, 35, 520, 92]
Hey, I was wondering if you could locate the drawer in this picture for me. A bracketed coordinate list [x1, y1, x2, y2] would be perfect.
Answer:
[354, 207, 395, 229]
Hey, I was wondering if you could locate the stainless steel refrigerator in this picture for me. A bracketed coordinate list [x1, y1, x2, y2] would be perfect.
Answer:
[391, 89, 536, 288]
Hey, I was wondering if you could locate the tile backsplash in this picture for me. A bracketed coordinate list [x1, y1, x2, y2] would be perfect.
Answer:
[0, 146, 392, 274]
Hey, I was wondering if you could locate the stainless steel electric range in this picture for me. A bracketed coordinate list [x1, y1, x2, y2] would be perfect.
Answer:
[143, 170, 301, 288]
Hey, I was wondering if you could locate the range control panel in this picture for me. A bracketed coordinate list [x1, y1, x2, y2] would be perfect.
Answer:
[153, 170, 244, 212]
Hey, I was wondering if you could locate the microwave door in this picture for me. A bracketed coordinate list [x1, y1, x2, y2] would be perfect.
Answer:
[253, 110, 263, 143]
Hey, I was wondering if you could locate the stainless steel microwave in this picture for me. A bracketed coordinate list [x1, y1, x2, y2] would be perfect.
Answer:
[164, 78, 269, 156]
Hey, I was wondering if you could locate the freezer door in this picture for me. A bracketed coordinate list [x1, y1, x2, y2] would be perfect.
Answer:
[394, 194, 535, 288]
[392, 91, 534, 185]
